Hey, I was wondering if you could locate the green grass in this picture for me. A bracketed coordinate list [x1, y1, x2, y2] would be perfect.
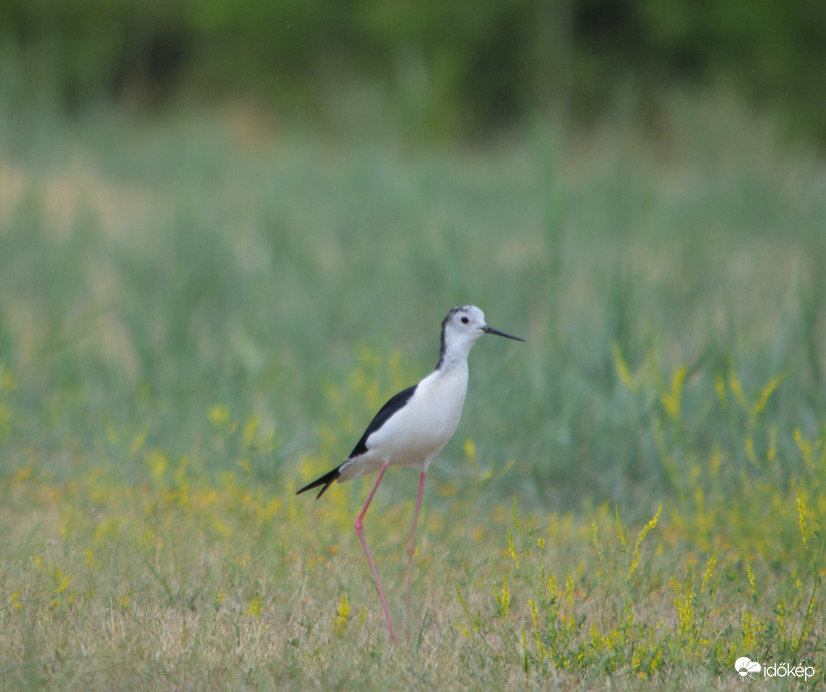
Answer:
[0, 95, 825, 689]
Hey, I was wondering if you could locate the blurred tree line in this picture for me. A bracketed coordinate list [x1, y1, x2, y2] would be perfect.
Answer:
[1, 0, 825, 141]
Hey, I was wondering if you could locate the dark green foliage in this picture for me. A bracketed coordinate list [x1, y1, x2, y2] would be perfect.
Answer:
[1, 0, 826, 140]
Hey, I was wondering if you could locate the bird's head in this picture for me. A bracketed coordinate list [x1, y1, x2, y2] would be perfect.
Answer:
[438, 305, 524, 367]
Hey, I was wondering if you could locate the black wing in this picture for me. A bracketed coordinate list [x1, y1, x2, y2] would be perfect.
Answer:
[347, 384, 417, 459]
[296, 466, 342, 499]
[295, 383, 417, 500]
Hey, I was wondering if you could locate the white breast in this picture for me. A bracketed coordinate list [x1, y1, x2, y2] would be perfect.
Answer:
[338, 365, 469, 481]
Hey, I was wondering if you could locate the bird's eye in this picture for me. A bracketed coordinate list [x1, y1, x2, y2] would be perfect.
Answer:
[461, 316, 470, 324]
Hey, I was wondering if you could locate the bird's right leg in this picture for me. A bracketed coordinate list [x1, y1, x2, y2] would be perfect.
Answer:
[405, 470, 427, 646]
[354, 460, 399, 644]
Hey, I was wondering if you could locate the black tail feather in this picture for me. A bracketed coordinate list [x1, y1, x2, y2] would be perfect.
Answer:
[296, 466, 341, 499]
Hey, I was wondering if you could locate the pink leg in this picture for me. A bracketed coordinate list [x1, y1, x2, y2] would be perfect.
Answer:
[406, 471, 427, 645]
[354, 461, 399, 644]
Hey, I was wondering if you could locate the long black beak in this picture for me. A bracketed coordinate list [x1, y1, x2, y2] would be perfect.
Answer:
[481, 325, 525, 342]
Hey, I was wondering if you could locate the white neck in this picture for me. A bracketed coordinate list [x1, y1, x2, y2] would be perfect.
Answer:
[437, 340, 476, 373]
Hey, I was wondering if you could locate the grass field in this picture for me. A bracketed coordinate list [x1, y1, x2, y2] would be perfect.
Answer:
[0, 95, 825, 690]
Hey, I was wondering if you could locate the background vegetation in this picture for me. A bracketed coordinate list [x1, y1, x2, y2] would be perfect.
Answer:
[2, 0, 826, 141]
[1, 2, 825, 689]
[0, 99, 824, 688]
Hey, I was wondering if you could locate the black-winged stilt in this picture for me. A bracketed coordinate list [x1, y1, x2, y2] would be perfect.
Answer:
[297, 305, 524, 644]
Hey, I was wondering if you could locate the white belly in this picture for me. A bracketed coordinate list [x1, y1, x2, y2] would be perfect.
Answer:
[339, 367, 468, 481]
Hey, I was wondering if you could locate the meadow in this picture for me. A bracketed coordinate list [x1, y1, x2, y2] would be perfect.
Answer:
[0, 96, 825, 690]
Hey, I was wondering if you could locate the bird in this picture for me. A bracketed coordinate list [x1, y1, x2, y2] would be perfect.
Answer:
[296, 305, 524, 645]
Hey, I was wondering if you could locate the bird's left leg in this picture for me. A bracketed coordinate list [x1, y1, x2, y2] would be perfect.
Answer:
[354, 460, 399, 644]
[405, 470, 427, 645]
